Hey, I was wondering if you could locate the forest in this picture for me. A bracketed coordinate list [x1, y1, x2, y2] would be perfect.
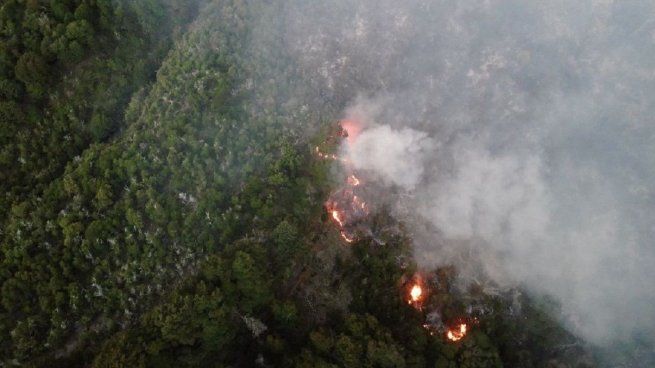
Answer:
[2, 0, 648, 367]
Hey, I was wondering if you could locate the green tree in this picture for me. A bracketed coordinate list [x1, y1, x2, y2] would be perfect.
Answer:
[14, 51, 49, 96]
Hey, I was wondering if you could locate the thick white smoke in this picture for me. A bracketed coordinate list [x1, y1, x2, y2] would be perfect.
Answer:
[251, 0, 655, 358]
[345, 124, 434, 190]
[343, 94, 655, 346]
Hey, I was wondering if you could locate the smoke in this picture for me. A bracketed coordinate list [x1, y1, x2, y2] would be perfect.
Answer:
[341, 99, 655, 355]
[249, 0, 655, 359]
[344, 123, 434, 190]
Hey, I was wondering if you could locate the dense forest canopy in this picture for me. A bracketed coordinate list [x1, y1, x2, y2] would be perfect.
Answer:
[0, 1, 653, 367]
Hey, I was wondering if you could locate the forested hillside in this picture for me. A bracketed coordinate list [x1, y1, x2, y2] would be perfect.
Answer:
[1, 1, 600, 367]
[0, 0, 203, 222]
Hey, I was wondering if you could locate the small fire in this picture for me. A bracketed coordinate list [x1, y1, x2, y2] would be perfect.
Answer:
[315, 146, 340, 161]
[340, 119, 362, 144]
[446, 323, 468, 342]
[331, 210, 345, 227]
[410, 285, 423, 303]
[407, 276, 426, 309]
[321, 120, 370, 244]
[327, 191, 368, 244]
[340, 231, 355, 243]
[347, 175, 361, 186]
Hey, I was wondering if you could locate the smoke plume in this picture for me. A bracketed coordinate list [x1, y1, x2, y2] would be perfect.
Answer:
[252, 0, 655, 360]
[344, 123, 434, 191]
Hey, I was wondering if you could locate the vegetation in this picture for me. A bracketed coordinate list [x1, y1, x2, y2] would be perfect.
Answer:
[0, 0, 204, 222]
[0, 1, 595, 367]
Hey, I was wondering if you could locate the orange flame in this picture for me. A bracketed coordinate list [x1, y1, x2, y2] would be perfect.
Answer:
[446, 323, 467, 342]
[407, 277, 426, 308]
[321, 121, 368, 244]
[331, 210, 345, 227]
[326, 179, 368, 244]
[340, 231, 355, 243]
[347, 175, 361, 186]
[340, 119, 362, 144]
[410, 285, 422, 303]
[315, 146, 340, 161]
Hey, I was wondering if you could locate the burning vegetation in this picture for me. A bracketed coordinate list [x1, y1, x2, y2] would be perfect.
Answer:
[404, 271, 480, 343]
[313, 119, 588, 362]
[318, 121, 371, 244]
[410, 284, 423, 303]
[406, 274, 426, 309]
[314, 146, 341, 161]
[446, 323, 468, 342]
[318, 122, 476, 344]
[325, 184, 370, 243]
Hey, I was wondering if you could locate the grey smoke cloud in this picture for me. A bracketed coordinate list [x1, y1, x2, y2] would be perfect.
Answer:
[344, 124, 434, 190]
[342, 88, 655, 349]
[251, 0, 655, 360]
